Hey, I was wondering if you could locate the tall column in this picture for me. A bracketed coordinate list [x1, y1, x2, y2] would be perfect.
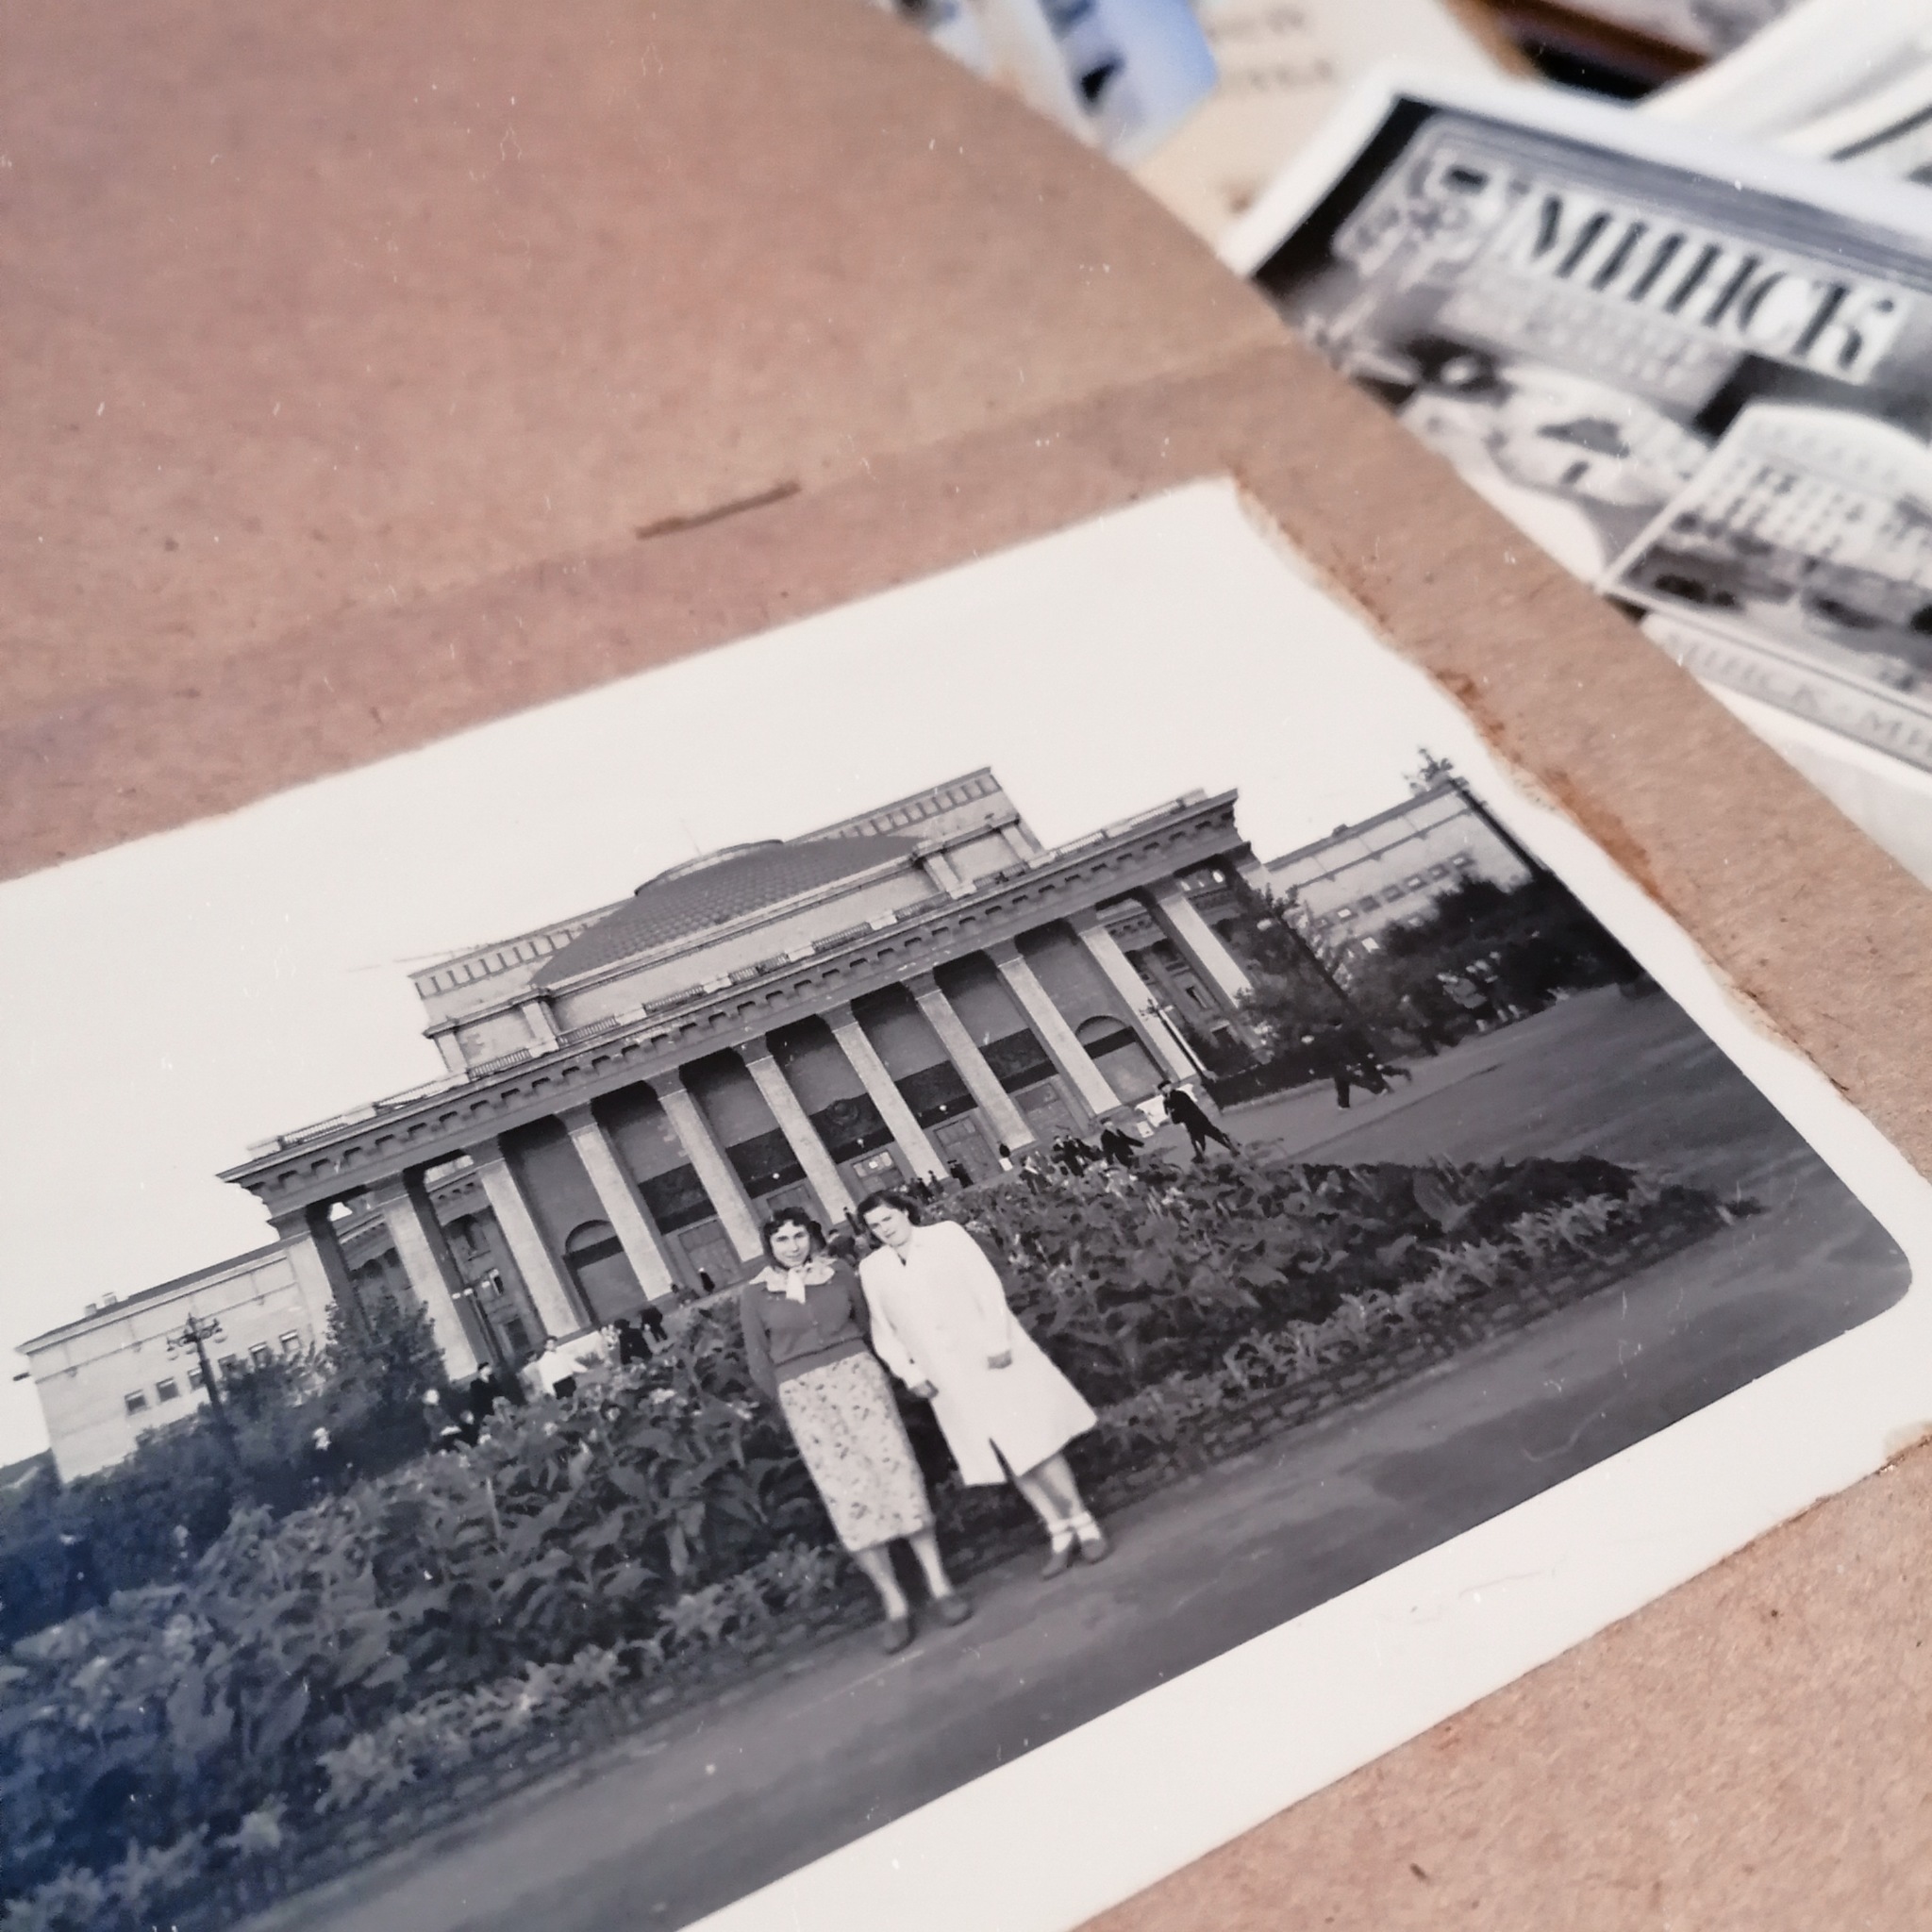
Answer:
[985, 941, 1122, 1121]
[1066, 910, 1198, 1082]
[741, 1045, 857, 1223]
[907, 972, 1038, 1153]
[656, 1073, 767, 1263]
[560, 1108, 679, 1304]
[471, 1135, 590, 1333]
[1146, 879, 1264, 1047]
[825, 1006, 945, 1181]
[369, 1174, 477, 1377]
[519, 999, 560, 1052]
[271, 1202, 358, 1338]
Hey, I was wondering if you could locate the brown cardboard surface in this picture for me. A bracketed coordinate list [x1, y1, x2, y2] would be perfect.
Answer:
[5, 3, 1930, 1926]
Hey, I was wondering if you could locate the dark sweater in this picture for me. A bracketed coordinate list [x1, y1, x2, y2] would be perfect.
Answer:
[739, 1259, 874, 1402]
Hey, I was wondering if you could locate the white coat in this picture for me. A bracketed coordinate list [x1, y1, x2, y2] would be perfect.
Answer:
[858, 1220, 1096, 1487]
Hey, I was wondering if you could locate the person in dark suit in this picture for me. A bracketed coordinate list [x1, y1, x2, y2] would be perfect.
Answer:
[1157, 1080, 1238, 1156]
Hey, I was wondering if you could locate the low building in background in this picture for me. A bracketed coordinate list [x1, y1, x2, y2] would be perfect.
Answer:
[1265, 778, 1534, 972]
[19, 1246, 318, 1483]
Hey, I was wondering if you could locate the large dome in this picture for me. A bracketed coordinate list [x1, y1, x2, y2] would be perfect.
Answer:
[642, 841, 784, 889]
[533, 831, 924, 989]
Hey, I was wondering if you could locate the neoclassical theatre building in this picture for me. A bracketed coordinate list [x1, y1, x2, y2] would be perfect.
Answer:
[212, 771, 1271, 1381]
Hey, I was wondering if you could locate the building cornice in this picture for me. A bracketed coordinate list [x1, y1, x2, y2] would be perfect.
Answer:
[222, 791, 1247, 1215]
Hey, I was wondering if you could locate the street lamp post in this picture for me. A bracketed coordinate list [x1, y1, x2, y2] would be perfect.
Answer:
[166, 1312, 238, 1454]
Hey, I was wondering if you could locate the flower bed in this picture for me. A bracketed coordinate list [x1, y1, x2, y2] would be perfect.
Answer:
[0, 1150, 1743, 1930]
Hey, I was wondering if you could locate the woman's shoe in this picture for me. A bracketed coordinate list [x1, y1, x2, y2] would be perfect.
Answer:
[931, 1591, 974, 1627]
[1041, 1541, 1074, 1579]
[1075, 1524, 1111, 1564]
[880, 1613, 914, 1654]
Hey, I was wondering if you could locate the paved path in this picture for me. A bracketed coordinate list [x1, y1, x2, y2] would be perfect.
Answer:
[247, 990, 1906, 1932]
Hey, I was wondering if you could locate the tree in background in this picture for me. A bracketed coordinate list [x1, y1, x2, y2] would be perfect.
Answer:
[0, 1292, 446, 1645]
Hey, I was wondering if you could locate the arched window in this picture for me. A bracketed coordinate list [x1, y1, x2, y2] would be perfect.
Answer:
[1074, 1014, 1161, 1106]
[562, 1220, 641, 1327]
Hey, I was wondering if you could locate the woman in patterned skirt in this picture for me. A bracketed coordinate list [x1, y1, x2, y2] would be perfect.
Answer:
[740, 1206, 973, 1652]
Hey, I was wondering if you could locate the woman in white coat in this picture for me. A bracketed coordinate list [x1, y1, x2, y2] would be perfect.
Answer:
[857, 1189, 1109, 1576]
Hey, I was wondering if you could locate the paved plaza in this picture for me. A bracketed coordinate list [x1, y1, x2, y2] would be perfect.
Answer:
[247, 989, 1906, 1932]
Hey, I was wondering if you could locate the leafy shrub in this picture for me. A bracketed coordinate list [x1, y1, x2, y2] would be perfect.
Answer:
[0, 1298, 447, 1652]
[0, 1148, 1727, 1916]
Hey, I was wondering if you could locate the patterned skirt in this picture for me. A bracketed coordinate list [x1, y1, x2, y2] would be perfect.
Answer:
[778, 1352, 933, 1554]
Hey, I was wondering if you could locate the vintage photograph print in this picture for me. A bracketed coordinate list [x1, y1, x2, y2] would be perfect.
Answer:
[0, 483, 1925, 1932]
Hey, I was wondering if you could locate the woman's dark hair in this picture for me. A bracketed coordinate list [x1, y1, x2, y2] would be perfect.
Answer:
[855, 1186, 921, 1226]
[760, 1206, 824, 1264]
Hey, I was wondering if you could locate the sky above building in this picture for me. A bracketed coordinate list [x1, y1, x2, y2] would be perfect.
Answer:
[0, 483, 1504, 1463]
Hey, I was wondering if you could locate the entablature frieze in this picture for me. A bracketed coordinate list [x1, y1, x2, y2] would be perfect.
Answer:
[225, 797, 1248, 1215]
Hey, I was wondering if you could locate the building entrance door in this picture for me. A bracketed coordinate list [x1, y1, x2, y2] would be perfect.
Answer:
[1016, 1079, 1081, 1144]
[562, 1221, 642, 1328]
[843, 1145, 905, 1200]
[674, 1220, 742, 1298]
[930, 1114, 994, 1180]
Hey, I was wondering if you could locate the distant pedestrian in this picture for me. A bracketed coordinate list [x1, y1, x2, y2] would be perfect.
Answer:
[421, 1388, 467, 1451]
[858, 1189, 1108, 1579]
[697, 1269, 718, 1297]
[996, 1145, 1015, 1172]
[1341, 1022, 1407, 1091]
[467, 1362, 513, 1422]
[639, 1301, 667, 1349]
[533, 1337, 579, 1400]
[946, 1158, 974, 1190]
[608, 1316, 650, 1366]
[1051, 1128, 1097, 1174]
[1438, 970, 1495, 1032]
[1098, 1123, 1140, 1169]
[741, 1206, 971, 1653]
[1158, 1079, 1237, 1158]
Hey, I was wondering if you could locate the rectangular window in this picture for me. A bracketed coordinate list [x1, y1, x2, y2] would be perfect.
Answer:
[155, 1378, 181, 1403]
[219, 1355, 243, 1379]
[1452, 852, 1475, 869]
[124, 1391, 149, 1415]
[187, 1367, 207, 1391]
[1428, 863, 1450, 879]
[1404, 875, 1424, 890]
[279, 1331, 302, 1354]
[248, 1342, 273, 1370]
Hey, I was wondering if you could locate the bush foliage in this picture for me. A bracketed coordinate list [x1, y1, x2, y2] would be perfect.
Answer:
[0, 1149, 1729, 1924]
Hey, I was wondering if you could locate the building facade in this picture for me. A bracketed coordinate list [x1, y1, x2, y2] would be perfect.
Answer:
[20, 1247, 322, 1483]
[17, 1167, 548, 1482]
[205, 771, 1271, 1382]
[1264, 779, 1533, 969]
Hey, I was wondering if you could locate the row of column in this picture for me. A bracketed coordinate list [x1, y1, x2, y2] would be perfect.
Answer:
[282, 882, 1257, 1371]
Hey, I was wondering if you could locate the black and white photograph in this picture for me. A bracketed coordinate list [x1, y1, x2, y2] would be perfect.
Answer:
[2, 484, 1928, 1932]
[1224, 71, 1932, 882]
